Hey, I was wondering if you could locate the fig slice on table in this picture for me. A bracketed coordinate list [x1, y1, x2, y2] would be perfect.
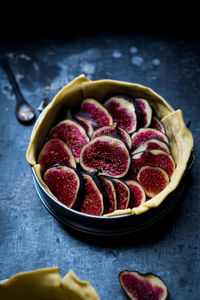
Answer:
[151, 116, 166, 134]
[126, 149, 175, 180]
[104, 95, 138, 133]
[132, 138, 170, 155]
[137, 166, 170, 198]
[136, 98, 152, 128]
[91, 124, 132, 149]
[131, 128, 169, 152]
[100, 176, 117, 213]
[48, 119, 89, 163]
[125, 180, 146, 208]
[119, 270, 168, 300]
[43, 164, 83, 208]
[112, 178, 130, 210]
[80, 172, 104, 216]
[81, 98, 113, 127]
[38, 138, 76, 171]
[80, 136, 131, 178]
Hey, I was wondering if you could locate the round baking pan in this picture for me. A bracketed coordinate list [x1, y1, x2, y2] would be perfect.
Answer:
[32, 153, 195, 237]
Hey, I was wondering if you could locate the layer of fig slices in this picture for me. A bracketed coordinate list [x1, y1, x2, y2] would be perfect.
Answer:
[119, 270, 168, 300]
[151, 116, 166, 134]
[38, 138, 76, 171]
[132, 138, 170, 155]
[100, 176, 117, 213]
[112, 178, 130, 210]
[48, 119, 89, 163]
[125, 180, 146, 208]
[43, 164, 83, 208]
[136, 98, 152, 128]
[80, 136, 131, 178]
[81, 98, 113, 127]
[80, 172, 104, 216]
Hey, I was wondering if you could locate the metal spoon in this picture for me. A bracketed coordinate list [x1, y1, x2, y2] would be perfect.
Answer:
[1, 58, 35, 124]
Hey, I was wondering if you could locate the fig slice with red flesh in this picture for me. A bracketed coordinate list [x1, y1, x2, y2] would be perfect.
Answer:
[38, 138, 76, 171]
[80, 172, 104, 216]
[73, 114, 94, 137]
[73, 111, 98, 128]
[125, 180, 146, 208]
[136, 98, 152, 128]
[81, 98, 113, 127]
[104, 95, 138, 133]
[80, 136, 131, 178]
[100, 176, 117, 213]
[112, 178, 130, 210]
[131, 128, 169, 152]
[92, 124, 132, 149]
[151, 116, 166, 134]
[43, 164, 83, 208]
[137, 166, 170, 198]
[132, 138, 170, 155]
[119, 270, 168, 300]
[48, 119, 89, 163]
[126, 149, 175, 180]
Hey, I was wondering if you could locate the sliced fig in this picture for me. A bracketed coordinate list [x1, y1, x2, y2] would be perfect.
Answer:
[126, 150, 175, 180]
[136, 98, 152, 128]
[151, 116, 166, 134]
[125, 180, 146, 208]
[131, 128, 169, 152]
[119, 270, 168, 300]
[43, 164, 82, 208]
[100, 176, 117, 213]
[73, 111, 98, 128]
[73, 114, 94, 137]
[80, 172, 104, 216]
[112, 178, 130, 210]
[137, 166, 170, 198]
[132, 138, 170, 155]
[92, 125, 132, 149]
[81, 98, 113, 127]
[38, 138, 76, 171]
[48, 119, 89, 163]
[80, 136, 131, 178]
[104, 95, 138, 133]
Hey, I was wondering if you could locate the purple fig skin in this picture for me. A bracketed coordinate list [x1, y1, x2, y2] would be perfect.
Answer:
[99, 176, 117, 213]
[119, 270, 168, 300]
[111, 178, 130, 210]
[136, 98, 152, 128]
[150, 116, 166, 134]
[125, 180, 146, 208]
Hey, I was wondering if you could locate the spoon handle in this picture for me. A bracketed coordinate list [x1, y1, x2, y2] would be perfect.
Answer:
[1, 58, 25, 104]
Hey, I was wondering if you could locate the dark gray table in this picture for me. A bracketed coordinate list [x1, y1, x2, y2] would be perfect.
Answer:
[0, 33, 199, 299]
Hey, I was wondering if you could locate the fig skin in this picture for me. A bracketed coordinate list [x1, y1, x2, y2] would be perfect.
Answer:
[131, 128, 169, 152]
[104, 95, 138, 133]
[136, 98, 152, 128]
[73, 111, 98, 128]
[132, 138, 170, 155]
[38, 138, 76, 171]
[119, 270, 168, 300]
[80, 172, 104, 216]
[48, 119, 89, 163]
[43, 164, 83, 208]
[126, 149, 175, 180]
[81, 98, 113, 127]
[151, 116, 166, 134]
[80, 136, 131, 178]
[125, 180, 146, 208]
[111, 178, 130, 210]
[99, 176, 117, 213]
[73, 114, 94, 137]
[137, 166, 170, 198]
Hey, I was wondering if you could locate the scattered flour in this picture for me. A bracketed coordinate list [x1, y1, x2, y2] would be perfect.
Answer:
[131, 55, 144, 66]
[129, 46, 138, 54]
[112, 50, 122, 58]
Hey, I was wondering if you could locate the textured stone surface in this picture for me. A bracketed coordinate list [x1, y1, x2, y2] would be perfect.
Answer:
[0, 34, 200, 299]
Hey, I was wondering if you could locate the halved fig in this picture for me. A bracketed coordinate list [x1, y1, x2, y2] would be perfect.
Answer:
[136, 98, 152, 128]
[43, 164, 83, 208]
[151, 116, 166, 134]
[100, 176, 117, 213]
[80, 172, 104, 216]
[112, 178, 130, 210]
[125, 180, 146, 208]
[92, 124, 132, 149]
[131, 128, 169, 152]
[81, 98, 113, 127]
[80, 136, 131, 178]
[126, 150, 175, 180]
[132, 138, 170, 155]
[119, 270, 168, 300]
[38, 138, 76, 171]
[104, 95, 137, 133]
[73, 114, 94, 137]
[137, 166, 170, 198]
[48, 119, 89, 163]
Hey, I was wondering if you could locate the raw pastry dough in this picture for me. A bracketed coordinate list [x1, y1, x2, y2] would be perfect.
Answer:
[26, 75, 194, 216]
